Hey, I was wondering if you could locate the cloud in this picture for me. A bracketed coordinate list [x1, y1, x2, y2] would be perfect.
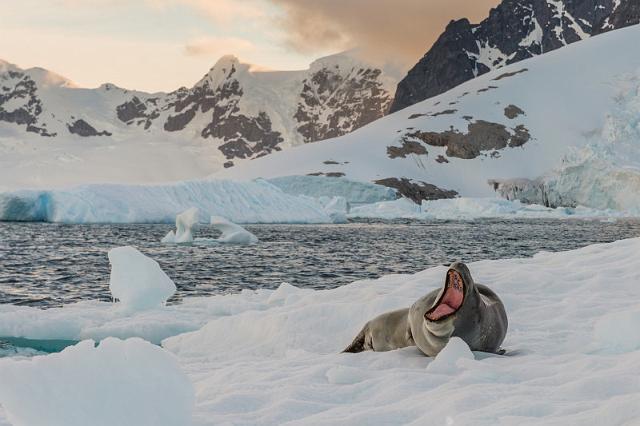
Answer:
[149, 0, 267, 24]
[269, 0, 500, 67]
[184, 36, 256, 57]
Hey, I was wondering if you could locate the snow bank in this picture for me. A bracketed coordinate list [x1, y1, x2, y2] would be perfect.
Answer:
[266, 175, 396, 204]
[348, 197, 628, 220]
[2, 239, 640, 424]
[0, 179, 333, 224]
[161, 207, 200, 243]
[108, 246, 176, 311]
[0, 338, 194, 426]
[493, 70, 640, 213]
[425, 337, 475, 374]
[207, 216, 258, 244]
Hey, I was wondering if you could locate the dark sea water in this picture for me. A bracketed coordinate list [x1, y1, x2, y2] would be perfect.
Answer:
[1, 219, 640, 308]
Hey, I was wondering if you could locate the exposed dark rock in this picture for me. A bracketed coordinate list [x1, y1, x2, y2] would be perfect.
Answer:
[323, 160, 340, 165]
[305, 172, 346, 178]
[67, 119, 111, 137]
[493, 68, 529, 81]
[408, 113, 427, 119]
[462, 115, 473, 121]
[436, 155, 449, 163]
[116, 96, 159, 129]
[595, 0, 640, 33]
[509, 124, 531, 147]
[431, 109, 458, 117]
[164, 106, 197, 132]
[295, 66, 392, 143]
[387, 139, 428, 159]
[223, 161, 234, 168]
[477, 86, 498, 94]
[218, 140, 253, 159]
[374, 178, 458, 203]
[390, 0, 622, 112]
[407, 120, 530, 159]
[504, 104, 525, 119]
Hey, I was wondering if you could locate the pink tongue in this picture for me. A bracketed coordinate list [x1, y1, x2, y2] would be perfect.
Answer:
[428, 303, 455, 319]
[442, 283, 463, 307]
[426, 277, 464, 321]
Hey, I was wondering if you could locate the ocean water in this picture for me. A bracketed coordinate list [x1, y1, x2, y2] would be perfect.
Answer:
[1, 219, 640, 308]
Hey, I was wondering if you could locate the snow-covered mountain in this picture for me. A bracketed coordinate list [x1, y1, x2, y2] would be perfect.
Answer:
[390, 0, 639, 113]
[217, 24, 640, 211]
[0, 52, 395, 173]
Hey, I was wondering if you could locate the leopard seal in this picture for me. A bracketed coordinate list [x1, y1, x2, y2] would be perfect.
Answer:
[343, 261, 507, 356]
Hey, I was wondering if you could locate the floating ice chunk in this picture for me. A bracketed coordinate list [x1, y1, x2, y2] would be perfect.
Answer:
[426, 337, 475, 374]
[209, 216, 258, 244]
[161, 207, 200, 244]
[108, 246, 176, 311]
[0, 338, 194, 426]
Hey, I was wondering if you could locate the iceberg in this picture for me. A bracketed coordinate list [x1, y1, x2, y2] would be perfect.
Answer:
[347, 197, 624, 220]
[0, 179, 333, 224]
[207, 216, 258, 244]
[266, 175, 396, 204]
[0, 338, 194, 426]
[161, 207, 200, 244]
[108, 246, 176, 311]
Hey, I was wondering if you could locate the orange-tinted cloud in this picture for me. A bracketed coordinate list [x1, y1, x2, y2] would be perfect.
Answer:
[270, 0, 500, 66]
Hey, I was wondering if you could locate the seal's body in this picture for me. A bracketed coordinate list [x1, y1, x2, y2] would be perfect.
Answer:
[343, 262, 508, 356]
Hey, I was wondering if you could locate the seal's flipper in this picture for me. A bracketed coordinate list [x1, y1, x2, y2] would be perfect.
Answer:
[342, 324, 368, 353]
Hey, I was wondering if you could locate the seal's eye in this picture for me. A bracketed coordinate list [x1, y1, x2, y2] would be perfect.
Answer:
[425, 270, 465, 322]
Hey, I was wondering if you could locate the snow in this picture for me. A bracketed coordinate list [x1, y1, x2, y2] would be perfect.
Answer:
[425, 337, 475, 374]
[0, 179, 334, 224]
[162, 207, 201, 243]
[219, 25, 640, 205]
[0, 338, 194, 426]
[347, 197, 631, 220]
[0, 52, 397, 191]
[207, 216, 258, 244]
[108, 246, 176, 311]
[1, 239, 640, 424]
[519, 17, 544, 49]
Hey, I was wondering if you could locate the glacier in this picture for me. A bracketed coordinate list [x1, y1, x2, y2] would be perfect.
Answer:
[0, 179, 334, 224]
[492, 70, 640, 212]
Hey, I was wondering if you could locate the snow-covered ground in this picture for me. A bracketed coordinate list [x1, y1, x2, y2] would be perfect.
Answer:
[219, 25, 640, 209]
[1, 238, 640, 424]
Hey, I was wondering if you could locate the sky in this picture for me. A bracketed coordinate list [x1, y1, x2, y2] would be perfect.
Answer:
[0, 0, 499, 92]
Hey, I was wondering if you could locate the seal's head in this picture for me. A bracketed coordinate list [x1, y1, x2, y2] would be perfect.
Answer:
[424, 262, 474, 323]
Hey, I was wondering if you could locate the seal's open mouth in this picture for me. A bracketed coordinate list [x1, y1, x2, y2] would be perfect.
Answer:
[425, 270, 465, 321]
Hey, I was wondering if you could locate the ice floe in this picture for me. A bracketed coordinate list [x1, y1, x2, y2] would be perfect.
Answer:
[1, 239, 640, 424]
[0, 338, 194, 426]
